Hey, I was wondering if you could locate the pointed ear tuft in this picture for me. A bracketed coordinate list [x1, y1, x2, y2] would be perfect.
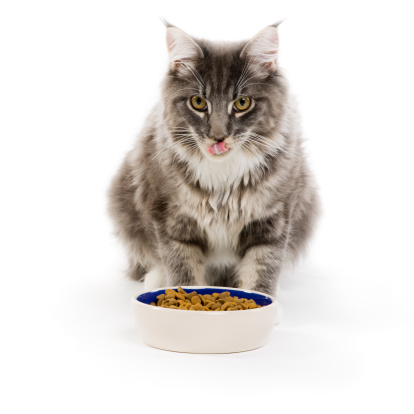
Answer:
[166, 27, 204, 71]
[240, 26, 279, 72]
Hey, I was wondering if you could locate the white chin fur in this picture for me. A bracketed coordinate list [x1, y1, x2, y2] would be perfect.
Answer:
[188, 147, 261, 192]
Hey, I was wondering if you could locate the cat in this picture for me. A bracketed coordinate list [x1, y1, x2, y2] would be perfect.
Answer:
[108, 22, 319, 296]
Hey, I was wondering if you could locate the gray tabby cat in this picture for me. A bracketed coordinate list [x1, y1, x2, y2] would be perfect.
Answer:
[108, 23, 319, 296]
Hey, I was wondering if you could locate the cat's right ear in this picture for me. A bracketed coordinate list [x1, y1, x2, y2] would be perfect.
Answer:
[166, 27, 204, 72]
[240, 24, 280, 73]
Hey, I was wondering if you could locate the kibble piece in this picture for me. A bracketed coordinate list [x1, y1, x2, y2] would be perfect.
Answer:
[221, 302, 237, 310]
[191, 295, 201, 305]
[164, 294, 175, 300]
[177, 287, 187, 294]
[156, 293, 166, 301]
[163, 298, 178, 307]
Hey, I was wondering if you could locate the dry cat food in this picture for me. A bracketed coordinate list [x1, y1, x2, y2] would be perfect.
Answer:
[149, 287, 262, 311]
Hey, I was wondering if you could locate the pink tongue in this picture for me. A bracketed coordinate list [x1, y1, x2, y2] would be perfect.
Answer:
[208, 141, 229, 155]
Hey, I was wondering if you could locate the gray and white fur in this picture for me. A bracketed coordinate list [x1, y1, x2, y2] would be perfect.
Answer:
[108, 23, 319, 296]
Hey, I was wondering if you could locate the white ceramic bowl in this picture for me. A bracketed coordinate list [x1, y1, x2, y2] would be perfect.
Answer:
[131, 286, 278, 353]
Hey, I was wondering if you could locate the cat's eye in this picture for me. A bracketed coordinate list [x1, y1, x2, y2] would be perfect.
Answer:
[234, 96, 251, 111]
[191, 96, 207, 111]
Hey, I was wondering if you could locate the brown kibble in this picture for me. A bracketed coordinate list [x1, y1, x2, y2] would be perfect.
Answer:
[163, 298, 178, 306]
[191, 295, 201, 305]
[221, 302, 237, 310]
[150, 287, 263, 311]
[164, 294, 175, 300]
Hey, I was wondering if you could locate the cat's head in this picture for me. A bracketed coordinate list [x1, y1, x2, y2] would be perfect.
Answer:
[162, 24, 287, 164]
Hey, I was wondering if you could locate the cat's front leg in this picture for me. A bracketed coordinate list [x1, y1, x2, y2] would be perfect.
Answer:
[156, 214, 207, 287]
[236, 214, 289, 295]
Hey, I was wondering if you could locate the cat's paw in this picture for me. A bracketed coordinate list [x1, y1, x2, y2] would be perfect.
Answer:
[144, 267, 166, 292]
[274, 300, 283, 325]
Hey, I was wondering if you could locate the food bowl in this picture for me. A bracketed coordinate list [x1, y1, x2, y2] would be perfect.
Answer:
[131, 286, 279, 353]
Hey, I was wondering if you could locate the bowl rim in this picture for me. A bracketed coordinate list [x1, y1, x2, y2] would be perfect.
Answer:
[132, 285, 277, 314]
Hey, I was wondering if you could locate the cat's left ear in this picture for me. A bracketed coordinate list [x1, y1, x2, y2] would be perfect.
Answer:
[240, 24, 280, 72]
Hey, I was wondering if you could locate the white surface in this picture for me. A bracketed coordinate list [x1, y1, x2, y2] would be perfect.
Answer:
[1, 0, 414, 413]
[132, 287, 278, 353]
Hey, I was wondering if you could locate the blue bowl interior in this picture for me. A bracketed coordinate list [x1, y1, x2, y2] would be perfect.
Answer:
[137, 287, 273, 307]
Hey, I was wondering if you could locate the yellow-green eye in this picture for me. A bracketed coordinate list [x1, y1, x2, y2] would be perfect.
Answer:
[191, 96, 207, 111]
[234, 96, 251, 111]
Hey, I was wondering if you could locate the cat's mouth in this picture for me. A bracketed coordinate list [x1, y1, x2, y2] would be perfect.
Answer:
[207, 141, 229, 155]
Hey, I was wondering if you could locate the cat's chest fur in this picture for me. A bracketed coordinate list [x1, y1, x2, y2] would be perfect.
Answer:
[178, 151, 263, 267]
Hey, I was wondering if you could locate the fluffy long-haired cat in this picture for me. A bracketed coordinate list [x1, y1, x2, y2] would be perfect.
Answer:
[109, 23, 319, 296]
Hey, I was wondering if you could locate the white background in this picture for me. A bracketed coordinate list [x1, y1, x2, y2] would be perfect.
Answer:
[1, 0, 414, 412]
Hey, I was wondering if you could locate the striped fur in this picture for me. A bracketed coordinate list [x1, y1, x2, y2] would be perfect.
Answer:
[108, 25, 319, 295]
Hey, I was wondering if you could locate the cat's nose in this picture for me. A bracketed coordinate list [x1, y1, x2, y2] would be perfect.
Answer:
[211, 135, 228, 142]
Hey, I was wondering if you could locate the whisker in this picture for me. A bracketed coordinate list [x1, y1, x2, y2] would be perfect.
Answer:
[236, 72, 262, 93]
[235, 60, 252, 92]
[179, 62, 205, 92]
[243, 132, 300, 159]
